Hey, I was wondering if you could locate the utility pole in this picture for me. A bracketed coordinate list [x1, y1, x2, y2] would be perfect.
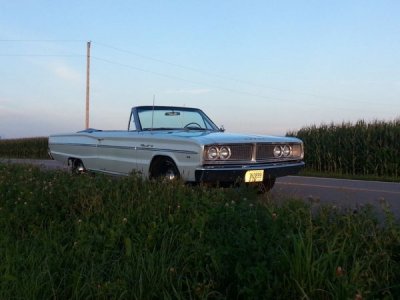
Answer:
[85, 41, 91, 129]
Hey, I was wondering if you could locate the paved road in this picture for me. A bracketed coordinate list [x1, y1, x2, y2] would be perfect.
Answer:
[274, 176, 400, 218]
[2, 159, 400, 217]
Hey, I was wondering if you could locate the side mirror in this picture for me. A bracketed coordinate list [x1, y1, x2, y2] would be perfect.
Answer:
[219, 125, 225, 132]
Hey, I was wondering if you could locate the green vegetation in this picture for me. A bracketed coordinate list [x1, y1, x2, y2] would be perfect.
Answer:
[299, 169, 400, 183]
[288, 119, 400, 180]
[1, 163, 399, 299]
[0, 137, 49, 159]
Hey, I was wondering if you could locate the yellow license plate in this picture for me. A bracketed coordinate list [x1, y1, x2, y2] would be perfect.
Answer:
[245, 170, 264, 182]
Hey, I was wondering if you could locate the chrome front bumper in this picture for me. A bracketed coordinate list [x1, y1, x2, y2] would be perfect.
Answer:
[195, 161, 305, 183]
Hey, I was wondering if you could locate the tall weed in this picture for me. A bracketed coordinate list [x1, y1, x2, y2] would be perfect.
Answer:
[0, 163, 399, 298]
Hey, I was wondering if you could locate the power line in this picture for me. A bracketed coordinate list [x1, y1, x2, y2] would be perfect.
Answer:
[0, 39, 85, 57]
[92, 41, 366, 105]
[0, 54, 83, 57]
[91, 56, 292, 102]
[0, 39, 85, 42]
[0, 39, 393, 110]
[91, 55, 381, 114]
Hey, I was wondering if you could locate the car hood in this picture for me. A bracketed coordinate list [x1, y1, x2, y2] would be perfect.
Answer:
[150, 131, 302, 145]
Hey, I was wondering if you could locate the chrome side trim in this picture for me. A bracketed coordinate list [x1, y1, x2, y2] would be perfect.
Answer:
[49, 142, 97, 148]
[49, 143, 198, 155]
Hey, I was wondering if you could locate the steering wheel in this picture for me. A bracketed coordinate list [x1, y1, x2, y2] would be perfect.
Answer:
[184, 122, 202, 129]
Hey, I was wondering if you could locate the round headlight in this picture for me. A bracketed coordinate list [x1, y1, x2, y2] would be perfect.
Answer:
[207, 146, 219, 160]
[219, 146, 231, 160]
[282, 145, 292, 157]
[273, 145, 282, 158]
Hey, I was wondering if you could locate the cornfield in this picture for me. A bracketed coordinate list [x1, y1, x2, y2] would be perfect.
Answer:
[288, 119, 400, 178]
[0, 137, 49, 159]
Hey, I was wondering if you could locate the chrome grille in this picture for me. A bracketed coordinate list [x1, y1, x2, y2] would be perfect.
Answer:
[256, 144, 275, 160]
[203, 143, 302, 164]
[229, 144, 253, 161]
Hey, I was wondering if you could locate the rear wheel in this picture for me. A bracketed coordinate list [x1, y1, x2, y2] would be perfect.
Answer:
[69, 159, 86, 175]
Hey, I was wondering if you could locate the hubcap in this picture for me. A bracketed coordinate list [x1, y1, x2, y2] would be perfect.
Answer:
[164, 168, 177, 181]
[76, 163, 85, 173]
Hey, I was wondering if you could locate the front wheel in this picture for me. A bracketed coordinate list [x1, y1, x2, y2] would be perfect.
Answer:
[150, 158, 180, 181]
[163, 162, 180, 181]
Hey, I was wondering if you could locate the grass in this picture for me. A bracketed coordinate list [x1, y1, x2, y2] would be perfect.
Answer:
[1, 163, 400, 299]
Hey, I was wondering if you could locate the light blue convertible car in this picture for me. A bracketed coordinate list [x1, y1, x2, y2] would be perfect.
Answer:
[49, 106, 304, 192]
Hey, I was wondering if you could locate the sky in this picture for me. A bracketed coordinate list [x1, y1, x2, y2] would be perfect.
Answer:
[0, 0, 399, 138]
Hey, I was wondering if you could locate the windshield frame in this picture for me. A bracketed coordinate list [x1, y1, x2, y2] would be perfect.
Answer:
[129, 106, 220, 132]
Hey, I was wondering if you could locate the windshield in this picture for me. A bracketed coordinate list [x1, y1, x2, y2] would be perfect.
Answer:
[136, 107, 219, 131]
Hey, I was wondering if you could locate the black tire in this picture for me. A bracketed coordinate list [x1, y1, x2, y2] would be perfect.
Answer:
[151, 158, 180, 181]
[70, 159, 86, 175]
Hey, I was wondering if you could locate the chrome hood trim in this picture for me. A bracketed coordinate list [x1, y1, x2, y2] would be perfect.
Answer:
[177, 131, 302, 145]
